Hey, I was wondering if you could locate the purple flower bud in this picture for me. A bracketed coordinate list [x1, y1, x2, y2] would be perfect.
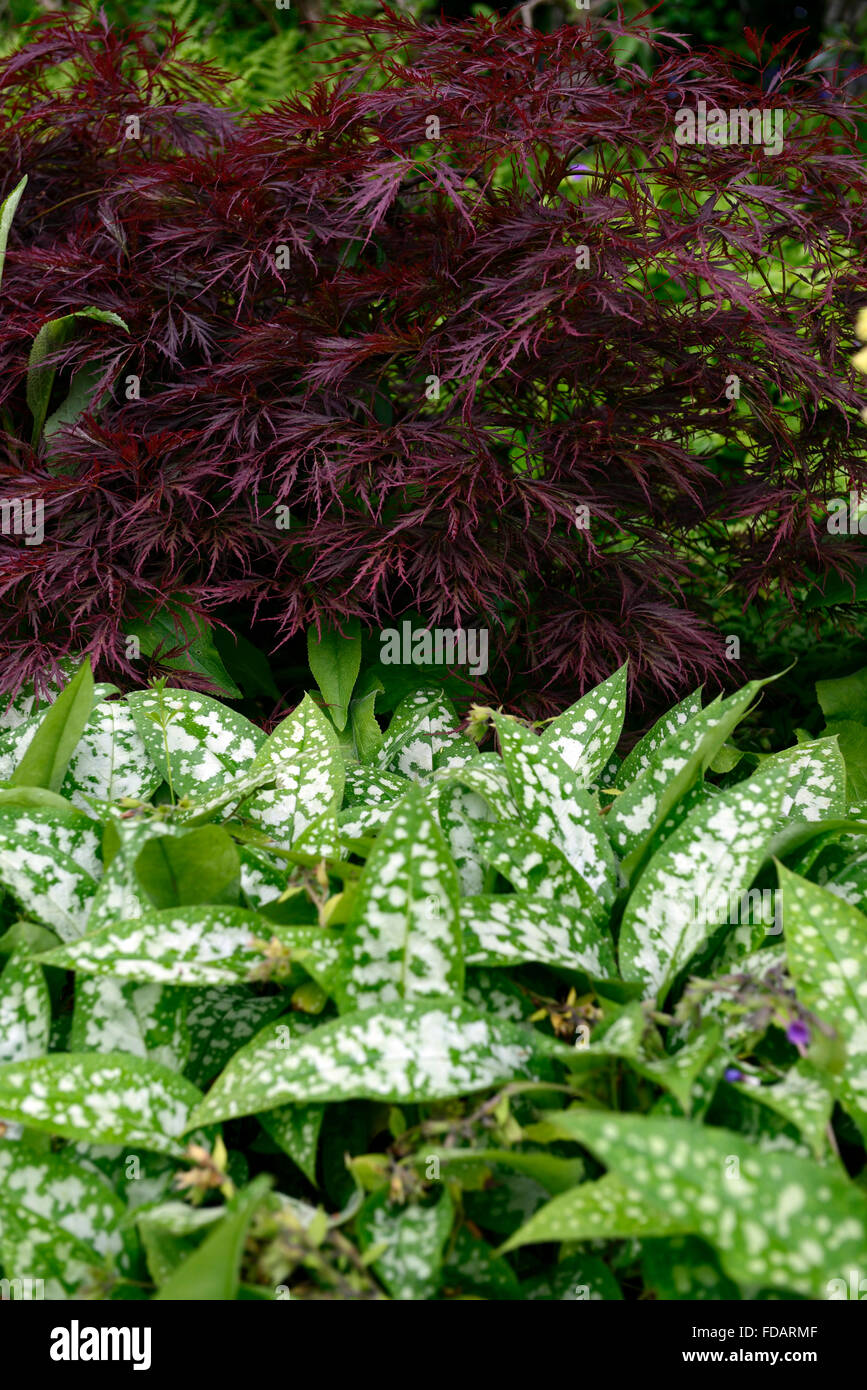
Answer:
[787, 1019, 810, 1047]
[724, 1067, 743, 1082]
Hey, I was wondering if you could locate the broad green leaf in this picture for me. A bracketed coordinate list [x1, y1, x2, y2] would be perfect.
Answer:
[501, 1172, 691, 1251]
[154, 1175, 272, 1300]
[728, 1061, 834, 1161]
[135, 825, 240, 908]
[70, 977, 190, 1072]
[441, 1227, 522, 1300]
[0, 1053, 202, 1154]
[137, 1202, 223, 1287]
[85, 818, 175, 933]
[337, 784, 462, 1012]
[534, 1110, 867, 1298]
[343, 765, 407, 807]
[614, 688, 703, 789]
[780, 866, 867, 1143]
[0, 803, 101, 878]
[8, 658, 94, 794]
[376, 689, 461, 782]
[307, 619, 361, 732]
[0, 1141, 125, 1265]
[62, 699, 161, 807]
[127, 687, 265, 799]
[0, 174, 26, 292]
[816, 665, 867, 726]
[474, 821, 604, 919]
[39, 906, 341, 989]
[540, 663, 627, 787]
[521, 1251, 622, 1300]
[423, 1147, 585, 1194]
[259, 1103, 325, 1185]
[28, 308, 129, 444]
[189, 1000, 572, 1127]
[356, 1187, 453, 1300]
[434, 779, 496, 895]
[493, 715, 618, 905]
[0, 1203, 107, 1299]
[462, 893, 615, 978]
[245, 694, 345, 845]
[619, 756, 800, 1002]
[761, 736, 846, 823]
[0, 954, 50, 1063]
[349, 684, 383, 762]
[184, 988, 293, 1090]
[0, 825, 97, 939]
[126, 602, 241, 698]
[608, 682, 764, 875]
[641, 1236, 738, 1300]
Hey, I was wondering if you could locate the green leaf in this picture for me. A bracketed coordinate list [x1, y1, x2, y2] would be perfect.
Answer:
[184, 988, 292, 1090]
[816, 665, 867, 726]
[356, 1187, 453, 1300]
[8, 658, 94, 794]
[493, 714, 618, 906]
[614, 688, 703, 789]
[135, 825, 240, 908]
[0, 1203, 107, 1299]
[608, 681, 765, 876]
[153, 1175, 273, 1300]
[189, 1000, 572, 1127]
[521, 1251, 622, 1300]
[126, 602, 242, 699]
[376, 689, 462, 782]
[259, 1103, 325, 1185]
[137, 1202, 223, 1287]
[245, 694, 345, 845]
[61, 698, 161, 808]
[618, 754, 804, 1003]
[530, 1110, 867, 1298]
[424, 1147, 585, 1194]
[0, 824, 97, 940]
[0, 1053, 202, 1154]
[70, 978, 190, 1072]
[27, 308, 129, 445]
[39, 906, 341, 989]
[727, 1061, 834, 1162]
[473, 821, 604, 919]
[0, 175, 26, 292]
[0, 1141, 125, 1269]
[779, 865, 867, 1143]
[641, 1236, 738, 1300]
[462, 892, 616, 978]
[0, 954, 50, 1064]
[337, 783, 462, 1013]
[127, 687, 265, 799]
[540, 663, 627, 787]
[307, 619, 361, 732]
[501, 1172, 691, 1252]
[0, 803, 101, 877]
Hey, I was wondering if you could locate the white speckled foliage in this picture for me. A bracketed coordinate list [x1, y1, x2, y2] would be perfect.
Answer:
[128, 688, 265, 798]
[462, 892, 616, 978]
[337, 784, 462, 1011]
[540, 662, 627, 787]
[245, 694, 345, 845]
[0, 824, 97, 939]
[780, 866, 867, 1144]
[0, 953, 51, 1063]
[63, 700, 163, 808]
[375, 689, 463, 782]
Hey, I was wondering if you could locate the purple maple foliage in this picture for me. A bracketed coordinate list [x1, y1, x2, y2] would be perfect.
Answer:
[1, 5, 867, 707]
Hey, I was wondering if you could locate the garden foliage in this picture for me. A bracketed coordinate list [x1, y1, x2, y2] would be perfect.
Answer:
[1, 9, 867, 705]
[0, 652, 866, 1299]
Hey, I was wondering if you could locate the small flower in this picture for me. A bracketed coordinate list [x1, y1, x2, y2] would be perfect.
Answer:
[787, 1019, 811, 1047]
[724, 1067, 743, 1083]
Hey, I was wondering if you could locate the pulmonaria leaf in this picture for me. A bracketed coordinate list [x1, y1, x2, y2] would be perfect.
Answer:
[153, 1175, 273, 1301]
[462, 892, 616, 978]
[618, 755, 800, 1003]
[356, 1186, 453, 1300]
[779, 866, 867, 1144]
[0, 803, 101, 878]
[70, 977, 191, 1072]
[614, 688, 703, 789]
[761, 736, 846, 823]
[183, 988, 294, 1090]
[531, 1110, 867, 1299]
[521, 1251, 622, 1300]
[376, 689, 462, 782]
[0, 1202, 109, 1299]
[0, 1053, 203, 1154]
[473, 821, 603, 918]
[0, 1140, 125, 1267]
[62, 699, 162, 809]
[188, 1000, 572, 1127]
[501, 1172, 692, 1252]
[245, 694, 345, 846]
[85, 818, 175, 932]
[127, 688, 265, 800]
[433, 778, 497, 896]
[336, 783, 462, 1012]
[727, 1061, 835, 1162]
[343, 765, 408, 807]
[39, 905, 341, 990]
[0, 954, 51, 1063]
[0, 825, 98, 940]
[493, 715, 618, 906]
[540, 663, 627, 788]
[608, 681, 764, 875]
[641, 1236, 739, 1300]
[259, 1103, 325, 1185]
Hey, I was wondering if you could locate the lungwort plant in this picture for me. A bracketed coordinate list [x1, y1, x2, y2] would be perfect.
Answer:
[2, 9, 867, 706]
[0, 654, 866, 1299]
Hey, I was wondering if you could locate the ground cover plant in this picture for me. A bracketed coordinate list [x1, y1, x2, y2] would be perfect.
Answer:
[0, 650, 866, 1299]
[1, 9, 867, 710]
